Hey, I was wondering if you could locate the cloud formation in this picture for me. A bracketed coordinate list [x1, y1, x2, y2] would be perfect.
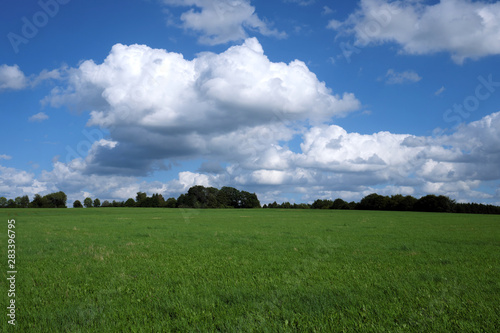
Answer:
[0, 64, 28, 91]
[383, 69, 421, 84]
[28, 112, 49, 122]
[17, 110, 500, 202]
[1, 111, 500, 205]
[3, 38, 500, 206]
[162, 0, 286, 44]
[332, 0, 500, 64]
[46, 38, 361, 176]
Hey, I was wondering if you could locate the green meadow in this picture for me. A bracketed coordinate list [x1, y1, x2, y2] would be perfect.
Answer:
[1, 208, 499, 332]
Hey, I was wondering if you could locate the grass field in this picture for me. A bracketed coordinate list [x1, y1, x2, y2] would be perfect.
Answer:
[1, 208, 499, 332]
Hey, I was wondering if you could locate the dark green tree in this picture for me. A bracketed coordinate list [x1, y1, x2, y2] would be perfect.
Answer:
[125, 198, 136, 207]
[414, 195, 455, 213]
[93, 198, 101, 207]
[312, 199, 333, 209]
[240, 191, 260, 208]
[358, 193, 389, 210]
[84, 197, 93, 208]
[44, 191, 67, 208]
[73, 200, 83, 208]
[136, 192, 147, 205]
[165, 197, 177, 208]
[332, 198, 350, 209]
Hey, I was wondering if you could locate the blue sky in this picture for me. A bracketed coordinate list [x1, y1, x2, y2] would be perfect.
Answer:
[1, 0, 500, 205]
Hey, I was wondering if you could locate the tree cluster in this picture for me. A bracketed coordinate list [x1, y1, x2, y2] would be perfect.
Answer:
[265, 193, 500, 214]
[0, 192, 67, 208]
[72, 186, 260, 209]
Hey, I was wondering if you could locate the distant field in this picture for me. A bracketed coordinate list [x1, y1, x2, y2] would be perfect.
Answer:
[1, 208, 499, 332]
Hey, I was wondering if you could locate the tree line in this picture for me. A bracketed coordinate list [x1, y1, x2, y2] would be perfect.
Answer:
[2, 189, 499, 214]
[264, 193, 500, 215]
[0, 186, 260, 209]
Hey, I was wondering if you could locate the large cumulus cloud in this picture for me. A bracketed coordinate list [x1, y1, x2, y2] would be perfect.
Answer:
[45, 38, 361, 176]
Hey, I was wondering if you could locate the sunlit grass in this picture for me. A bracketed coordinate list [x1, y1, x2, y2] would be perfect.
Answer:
[1, 208, 499, 331]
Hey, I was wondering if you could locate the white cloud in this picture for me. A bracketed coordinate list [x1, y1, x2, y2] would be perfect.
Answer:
[383, 69, 421, 84]
[162, 0, 286, 45]
[0, 155, 12, 160]
[434, 86, 445, 96]
[31, 68, 65, 87]
[28, 112, 49, 122]
[322, 6, 334, 16]
[46, 38, 361, 176]
[0, 64, 28, 91]
[1, 111, 500, 204]
[0, 65, 65, 93]
[335, 0, 500, 64]
[284, 0, 316, 6]
[327, 19, 342, 30]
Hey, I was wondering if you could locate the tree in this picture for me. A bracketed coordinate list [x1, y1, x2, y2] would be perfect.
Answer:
[125, 198, 136, 207]
[150, 193, 165, 207]
[93, 198, 101, 208]
[101, 200, 111, 207]
[84, 197, 93, 208]
[19, 195, 30, 208]
[73, 200, 83, 208]
[165, 197, 177, 208]
[13, 195, 30, 208]
[176, 194, 188, 208]
[0, 197, 7, 208]
[30, 194, 47, 208]
[332, 198, 350, 210]
[358, 193, 389, 211]
[414, 195, 455, 213]
[389, 195, 417, 211]
[136, 192, 147, 205]
[240, 191, 260, 208]
[44, 191, 67, 208]
[312, 199, 333, 209]
[217, 186, 241, 208]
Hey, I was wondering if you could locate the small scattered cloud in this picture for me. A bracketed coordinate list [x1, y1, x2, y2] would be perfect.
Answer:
[326, 19, 342, 30]
[161, 0, 286, 45]
[434, 86, 446, 96]
[322, 6, 334, 15]
[29, 112, 49, 122]
[31, 68, 65, 87]
[0, 154, 12, 160]
[383, 69, 422, 85]
[284, 0, 316, 6]
[0, 64, 28, 91]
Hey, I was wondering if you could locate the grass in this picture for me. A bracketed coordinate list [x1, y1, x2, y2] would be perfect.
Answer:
[1, 208, 499, 332]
